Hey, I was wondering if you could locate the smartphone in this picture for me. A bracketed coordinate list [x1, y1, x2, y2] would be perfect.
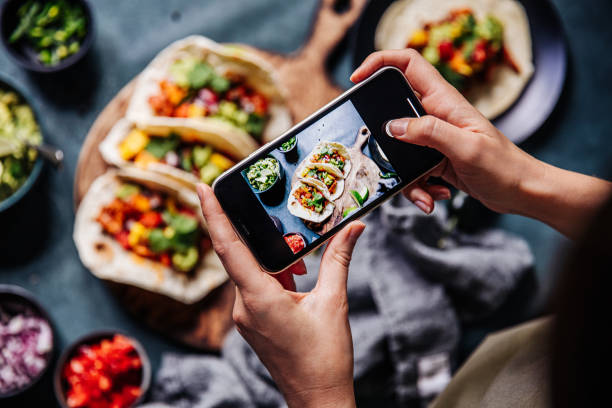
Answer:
[213, 67, 444, 272]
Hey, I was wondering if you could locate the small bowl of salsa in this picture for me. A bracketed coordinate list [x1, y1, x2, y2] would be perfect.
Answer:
[283, 232, 307, 254]
[54, 331, 151, 408]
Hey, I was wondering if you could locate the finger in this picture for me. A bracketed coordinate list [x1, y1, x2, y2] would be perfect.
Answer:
[424, 184, 452, 201]
[386, 116, 475, 162]
[273, 270, 297, 292]
[402, 186, 434, 214]
[316, 221, 365, 295]
[350, 50, 475, 123]
[287, 259, 307, 276]
[197, 184, 270, 292]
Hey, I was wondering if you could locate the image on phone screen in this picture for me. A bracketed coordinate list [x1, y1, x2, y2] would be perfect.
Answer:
[241, 100, 400, 255]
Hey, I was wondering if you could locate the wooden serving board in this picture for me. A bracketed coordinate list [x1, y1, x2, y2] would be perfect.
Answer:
[73, 0, 367, 350]
[291, 126, 381, 235]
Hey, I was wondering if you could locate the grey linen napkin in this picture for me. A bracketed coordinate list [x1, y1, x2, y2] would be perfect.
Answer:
[141, 196, 533, 408]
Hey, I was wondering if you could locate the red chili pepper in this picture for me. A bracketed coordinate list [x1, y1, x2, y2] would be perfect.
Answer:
[139, 211, 163, 228]
[438, 40, 454, 61]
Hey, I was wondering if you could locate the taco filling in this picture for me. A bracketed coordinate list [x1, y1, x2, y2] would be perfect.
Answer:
[292, 183, 330, 214]
[148, 57, 270, 140]
[407, 8, 519, 91]
[311, 147, 346, 172]
[95, 183, 211, 273]
[117, 129, 234, 185]
[301, 167, 338, 195]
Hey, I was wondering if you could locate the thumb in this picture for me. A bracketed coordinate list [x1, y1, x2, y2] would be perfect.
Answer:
[386, 116, 473, 162]
[316, 221, 366, 296]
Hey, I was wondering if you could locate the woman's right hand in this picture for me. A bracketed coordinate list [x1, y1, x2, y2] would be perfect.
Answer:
[352, 49, 539, 216]
[351, 49, 612, 239]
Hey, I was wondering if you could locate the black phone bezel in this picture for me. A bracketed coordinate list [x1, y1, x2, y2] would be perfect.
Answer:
[213, 67, 444, 272]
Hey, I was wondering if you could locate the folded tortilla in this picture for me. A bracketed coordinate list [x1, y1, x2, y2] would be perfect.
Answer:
[99, 118, 248, 190]
[126, 35, 292, 144]
[308, 141, 352, 178]
[297, 162, 345, 201]
[287, 180, 335, 223]
[73, 168, 227, 304]
[375, 0, 534, 119]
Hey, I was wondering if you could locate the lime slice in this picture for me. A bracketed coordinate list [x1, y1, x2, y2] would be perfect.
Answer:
[343, 206, 358, 218]
[359, 186, 369, 203]
[350, 186, 369, 207]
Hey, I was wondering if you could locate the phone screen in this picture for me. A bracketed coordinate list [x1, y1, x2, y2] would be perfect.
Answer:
[214, 67, 443, 271]
[241, 100, 400, 256]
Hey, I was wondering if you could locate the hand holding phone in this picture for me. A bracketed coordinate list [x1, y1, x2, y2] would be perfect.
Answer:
[198, 182, 363, 407]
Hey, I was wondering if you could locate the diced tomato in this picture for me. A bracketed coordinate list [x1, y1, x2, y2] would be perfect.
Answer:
[160, 253, 171, 266]
[62, 335, 143, 408]
[472, 40, 487, 64]
[438, 40, 454, 61]
[247, 93, 268, 115]
[114, 230, 130, 249]
[226, 85, 246, 101]
[139, 211, 163, 228]
[148, 94, 174, 117]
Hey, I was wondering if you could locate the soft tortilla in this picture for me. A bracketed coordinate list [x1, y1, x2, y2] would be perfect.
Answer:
[287, 180, 335, 223]
[127, 35, 292, 144]
[296, 162, 345, 201]
[99, 118, 248, 190]
[308, 141, 352, 178]
[73, 168, 228, 304]
[375, 0, 534, 119]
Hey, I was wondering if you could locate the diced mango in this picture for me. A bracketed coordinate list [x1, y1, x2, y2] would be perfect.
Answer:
[119, 129, 150, 160]
[209, 153, 234, 171]
[450, 53, 473, 76]
[130, 194, 151, 212]
[166, 196, 178, 214]
[409, 29, 428, 47]
[160, 81, 187, 105]
[133, 150, 158, 167]
[128, 222, 149, 247]
[187, 104, 207, 118]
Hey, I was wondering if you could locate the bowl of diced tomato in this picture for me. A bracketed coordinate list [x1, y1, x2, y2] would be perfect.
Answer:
[54, 331, 151, 408]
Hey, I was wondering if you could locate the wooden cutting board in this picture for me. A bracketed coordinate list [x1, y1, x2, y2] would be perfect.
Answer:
[291, 126, 381, 235]
[73, 0, 367, 350]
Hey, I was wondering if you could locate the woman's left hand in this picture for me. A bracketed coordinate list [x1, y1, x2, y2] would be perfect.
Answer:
[197, 184, 363, 408]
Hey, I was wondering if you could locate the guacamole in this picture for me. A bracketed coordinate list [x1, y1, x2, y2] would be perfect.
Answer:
[0, 88, 42, 202]
[246, 157, 279, 192]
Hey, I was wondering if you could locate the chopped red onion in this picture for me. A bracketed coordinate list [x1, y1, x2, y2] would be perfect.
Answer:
[164, 151, 180, 167]
[0, 309, 52, 395]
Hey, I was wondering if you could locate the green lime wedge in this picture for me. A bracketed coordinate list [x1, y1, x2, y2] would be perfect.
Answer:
[343, 206, 358, 218]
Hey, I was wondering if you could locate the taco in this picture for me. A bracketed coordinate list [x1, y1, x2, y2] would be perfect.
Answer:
[73, 168, 227, 304]
[287, 180, 335, 223]
[100, 119, 245, 189]
[127, 35, 292, 146]
[375, 0, 533, 119]
[308, 141, 352, 178]
[298, 163, 345, 201]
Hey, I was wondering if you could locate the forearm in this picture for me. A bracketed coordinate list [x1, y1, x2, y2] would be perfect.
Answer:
[517, 158, 612, 240]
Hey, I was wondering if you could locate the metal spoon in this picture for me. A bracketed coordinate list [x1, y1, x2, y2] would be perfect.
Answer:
[25, 141, 64, 168]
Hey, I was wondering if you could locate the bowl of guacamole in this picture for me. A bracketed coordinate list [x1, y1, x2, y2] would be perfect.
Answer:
[0, 78, 43, 213]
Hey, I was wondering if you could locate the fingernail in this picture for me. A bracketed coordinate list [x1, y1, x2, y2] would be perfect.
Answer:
[386, 119, 408, 137]
[414, 200, 431, 214]
[196, 183, 205, 202]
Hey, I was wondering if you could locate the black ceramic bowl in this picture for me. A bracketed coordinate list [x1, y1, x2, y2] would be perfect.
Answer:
[0, 76, 45, 213]
[283, 232, 307, 254]
[0, 284, 55, 399]
[54, 330, 151, 408]
[243, 155, 286, 205]
[278, 136, 299, 163]
[0, 0, 94, 73]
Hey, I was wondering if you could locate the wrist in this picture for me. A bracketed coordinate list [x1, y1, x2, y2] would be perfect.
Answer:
[283, 383, 356, 408]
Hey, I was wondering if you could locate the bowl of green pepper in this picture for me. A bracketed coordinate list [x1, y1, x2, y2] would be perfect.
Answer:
[0, 0, 94, 73]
